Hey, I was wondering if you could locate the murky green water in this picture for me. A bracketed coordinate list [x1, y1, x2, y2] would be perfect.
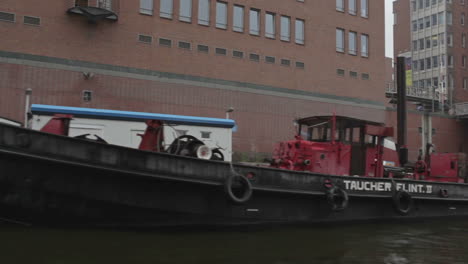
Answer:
[1, 220, 468, 264]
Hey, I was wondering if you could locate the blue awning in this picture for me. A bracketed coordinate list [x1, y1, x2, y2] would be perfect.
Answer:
[31, 104, 236, 128]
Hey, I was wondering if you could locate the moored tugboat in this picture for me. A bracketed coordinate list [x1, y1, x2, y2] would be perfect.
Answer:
[1, 58, 468, 228]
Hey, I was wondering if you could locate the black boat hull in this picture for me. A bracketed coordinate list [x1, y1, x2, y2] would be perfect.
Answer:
[1, 123, 468, 227]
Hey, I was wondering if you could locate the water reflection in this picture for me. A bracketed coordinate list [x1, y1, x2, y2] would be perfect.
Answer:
[1, 220, 468, 264]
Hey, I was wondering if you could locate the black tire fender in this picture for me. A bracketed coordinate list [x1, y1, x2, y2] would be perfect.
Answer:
[326, 186, 349, 211]
[224, 174, 253, 204]
[393, 190, 414, 215]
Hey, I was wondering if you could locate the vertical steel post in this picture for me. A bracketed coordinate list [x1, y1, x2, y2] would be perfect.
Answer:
[396, 57, 408, 165]
[24, 88, 32, 128]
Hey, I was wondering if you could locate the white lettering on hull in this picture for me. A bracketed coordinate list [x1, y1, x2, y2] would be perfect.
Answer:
[343, 180, 433, 194]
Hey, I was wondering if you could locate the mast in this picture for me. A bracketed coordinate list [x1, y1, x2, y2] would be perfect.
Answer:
[396, 57, 408, 166]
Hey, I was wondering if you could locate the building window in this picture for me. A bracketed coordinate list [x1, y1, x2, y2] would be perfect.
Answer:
[413, 60, 418, 71]
[265, 12, 276, 39]
[419, 59, 425, 70]
[418, 0, 423, 9]
[198, 0, 210, 25]
[433, 77, 438, 89]
[411, 1, 417, 11]
[431, 14, 437, 26]
[216, 1, 227, 29]
[463, 56, 467, 68]
[160, 0, 173, 19]
[441, 54, 446, 67]
[349, 31, 357, 55]
[424, 16, 430, 28]
[360, 0, 368, 18]
[433, 55, 439, 68]
[336, 0, 344, 12]
[349, 0, 356, 15]
[419, 39, 424, 50]
[337, 69, 345, 76]
[197, 44, 209, 53]
[215, 47, 227, 55]
[361, 34, 369, 57]
[138, 34, 153, 43]
[463, 34, 467, 48]
[439, 33, 445, 45]
[82, 90, 92, 102]
[140, 0, 153, 15]
[412, 20, 417, 31]
[418, 18, 424, 30]
[336, 28, 345, 53]
[426, 58, 432, 69]
[179, 0, 192, 22]
[280, 16, 290, 41]
[448, 55, 453, 67]
[249, 9, 260, 35]
[281, 59, 291, 66]
[0, 11, 15, 22]
[233, 50, 243, 58]
[438, 12, 445, 25]
[178, 41, 191, 49]
[464, 78, 468, 90]
[233, 5, 244, 32]
[295, 19, 305, 44]
[296, 61, 305, 69]
[265, 56, 276, 63]
[425, 37, 431, 49]
[23, 16, 40, 26]
[462, 13, 465, 25]
[447, 11, 452, 25]
[362, 73, 370, 80]
[413, 40, 418, 51]
[425, 0, 430, 7]
[350, 71, 358, 78]
[249, 53, 260, 62]
[159, 38, 172, 47]
[447, 33, 453, 47]
[432, 35, 438, 47]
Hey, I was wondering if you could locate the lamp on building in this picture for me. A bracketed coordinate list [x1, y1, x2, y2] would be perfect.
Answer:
[225, 107, 234, 119]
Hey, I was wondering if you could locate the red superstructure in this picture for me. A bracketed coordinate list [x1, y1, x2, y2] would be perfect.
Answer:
[270, 115, 466, 183]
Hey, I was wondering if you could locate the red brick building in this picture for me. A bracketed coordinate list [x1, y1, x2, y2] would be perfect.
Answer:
[1, 0, 386, 160]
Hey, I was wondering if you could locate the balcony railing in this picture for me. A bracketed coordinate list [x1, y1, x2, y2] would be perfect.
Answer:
[386, 84, 441, 101]
[68, 0, 118, 22]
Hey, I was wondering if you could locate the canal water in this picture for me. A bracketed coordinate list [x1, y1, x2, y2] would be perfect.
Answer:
[1, 220, 468, 264]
